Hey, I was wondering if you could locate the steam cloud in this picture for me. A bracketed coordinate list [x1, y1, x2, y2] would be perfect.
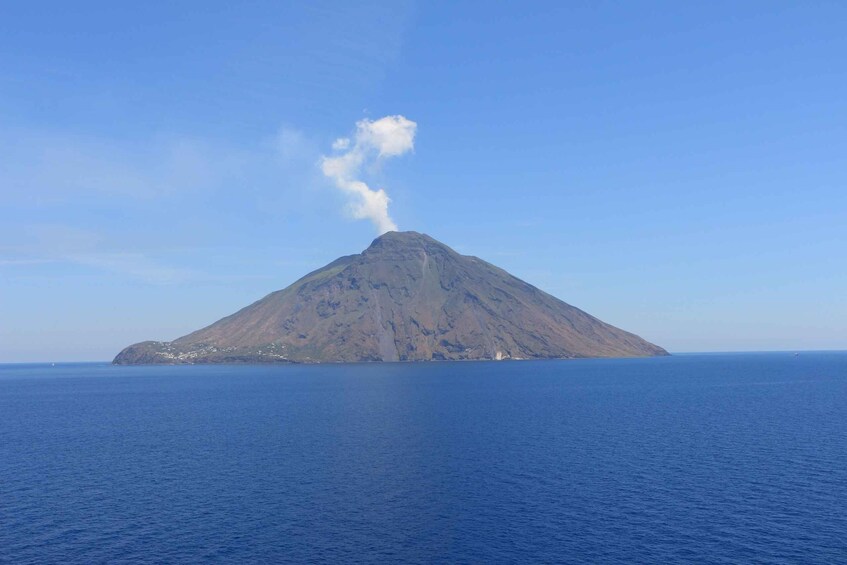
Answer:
[321, 115, 417, 234]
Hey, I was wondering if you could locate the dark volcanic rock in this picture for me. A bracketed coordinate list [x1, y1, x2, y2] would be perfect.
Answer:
[114, 232, 668, 364]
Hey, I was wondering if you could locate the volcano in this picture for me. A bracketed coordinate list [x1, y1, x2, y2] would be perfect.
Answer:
[114, 231, 667, 364]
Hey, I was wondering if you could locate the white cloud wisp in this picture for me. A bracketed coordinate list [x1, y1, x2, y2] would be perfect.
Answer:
[321, 115, 417, 234]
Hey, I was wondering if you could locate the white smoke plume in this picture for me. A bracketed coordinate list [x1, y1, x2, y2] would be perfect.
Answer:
[321, 115, 417, 234]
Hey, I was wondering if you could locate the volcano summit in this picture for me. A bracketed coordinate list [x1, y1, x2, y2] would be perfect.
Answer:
[114, 232, 667, 364]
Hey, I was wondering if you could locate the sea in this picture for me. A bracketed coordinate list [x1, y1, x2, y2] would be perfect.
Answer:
[1, 352, 846, 563]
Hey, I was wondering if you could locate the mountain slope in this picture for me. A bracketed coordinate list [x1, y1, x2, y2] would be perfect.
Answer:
[114, 231, 667, 364]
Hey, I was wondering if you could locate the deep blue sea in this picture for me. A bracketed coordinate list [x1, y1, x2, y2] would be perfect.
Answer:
[1, 353, 846, 563]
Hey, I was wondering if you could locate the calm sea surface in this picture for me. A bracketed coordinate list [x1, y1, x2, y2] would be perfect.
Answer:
[1, 353, 846, 563]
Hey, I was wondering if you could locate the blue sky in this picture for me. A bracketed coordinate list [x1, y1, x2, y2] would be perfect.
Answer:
[2, 1, 845, 361]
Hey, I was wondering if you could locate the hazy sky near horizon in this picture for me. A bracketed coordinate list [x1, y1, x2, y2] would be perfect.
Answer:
[2, 1, 845, 361]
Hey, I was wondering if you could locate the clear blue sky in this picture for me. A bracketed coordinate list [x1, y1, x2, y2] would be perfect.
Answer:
[2, 1, 845, 361]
